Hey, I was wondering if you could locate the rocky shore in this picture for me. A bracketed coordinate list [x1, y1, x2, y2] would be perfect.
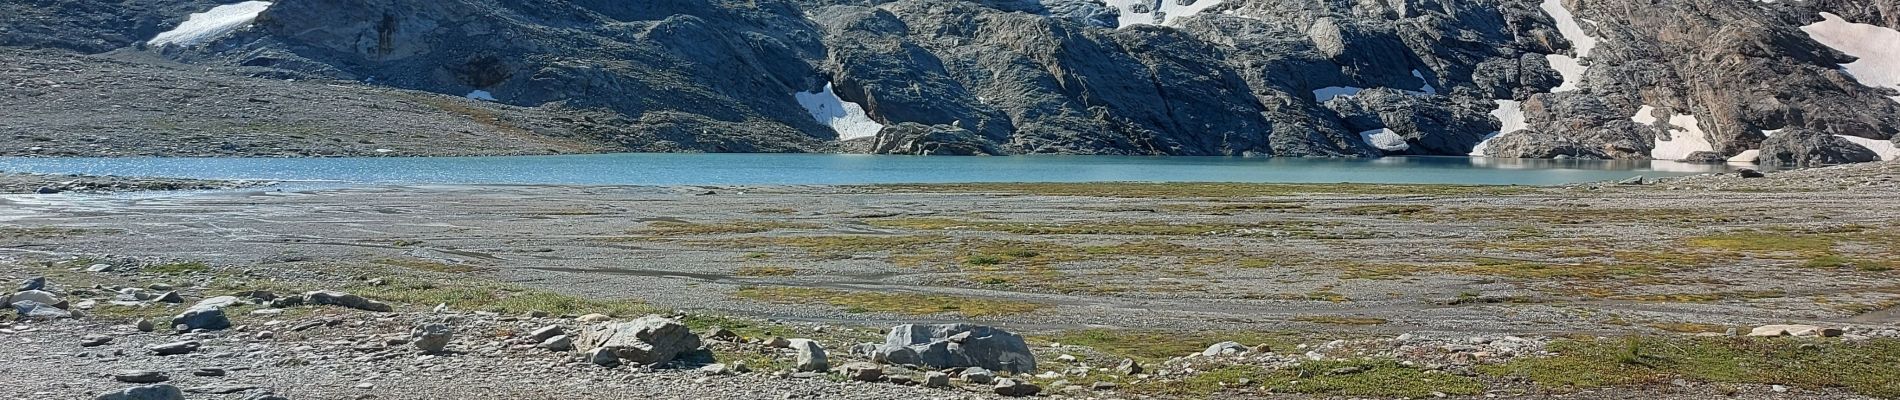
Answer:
[0, 172, 264, 194]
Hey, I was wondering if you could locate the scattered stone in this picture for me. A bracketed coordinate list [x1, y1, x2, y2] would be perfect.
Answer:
[149, 341, 201, 356]
[575, 313, 611, 322]
[575, 315, 701, 366]
[923, 371, 950, 388]
[113, 370, 170, 384]
[18, 276, 45, 291]
[1091, 381, 1119, 390]
[1115, 358, 1142, 375]
[154, 292, 184, 304]
[705, 326, 740, 341]
[1616, 175, 1645, 185]
[731, 360, 751, 374]
[1057, 354, 1077, 362]
[528, 325, 564, 342]
[411, 323, 452, 353]
[193, 368, 226, 377]
[767, 336, 792, 348]
[93, 384, 184, 400]
[699, 363, 731, 375]
[304, 291, 392, 312]
[1202, 341, 1248, 356]
[1738, 169, 1766, 178]
[81, 335, 113, 347]
[7, 289, 64, 308]
[86, 264, 116, 273]
[790, 339, 829, 372]
[993, 378, 1041, 397]
[586, 347, 621, 368]
[539, 334, 572, 351]
[170, 296, 237, 331]
[874, 323, 1036, 373]
[841, 362, 883, 381]
[135, 319, 155, 332]
[12, 300, 72, 320]
[962, 367, 995, 384]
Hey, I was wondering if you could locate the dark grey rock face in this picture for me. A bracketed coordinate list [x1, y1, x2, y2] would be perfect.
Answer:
[6, 0, 1897, 163]
[874, 323, 1036, 374]
[1760, 129, 1883, 167]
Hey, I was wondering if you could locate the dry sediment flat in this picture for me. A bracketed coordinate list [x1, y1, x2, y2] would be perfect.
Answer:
[3, 161, 1897, 336]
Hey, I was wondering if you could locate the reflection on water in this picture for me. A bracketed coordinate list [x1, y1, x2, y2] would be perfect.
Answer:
[0, 154, 1734, 186]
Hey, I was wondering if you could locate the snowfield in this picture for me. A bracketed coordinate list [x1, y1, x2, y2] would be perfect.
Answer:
[147, 1, 272, 47]
[1802, 13, 1900, 104]
[1470, 100, 1527, 157]
[794, 83, 885, 141]
[1635, 105, 1716, 160]
[1835, 135, 1900, 161]
[1100, 0, 1224, 28]
[1359, 129, 1410, 152]
[1538, 0, 1596, 92]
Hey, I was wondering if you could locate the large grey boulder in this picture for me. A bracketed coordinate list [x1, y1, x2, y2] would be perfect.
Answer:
[575, 315, 702, 366]
[5, 289, 64, 308]
[1759, 129, 1883, 167]
[170, 296, 238, 331]
[789, 338, 828, 372]
[94, 384, 185, 400]
[873, 323, 1036, 374]
[11, 300, 72, 320]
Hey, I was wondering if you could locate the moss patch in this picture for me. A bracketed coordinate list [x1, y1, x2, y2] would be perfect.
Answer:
[732, 286, 1043, 317]
[1481, 337, 1900, 397]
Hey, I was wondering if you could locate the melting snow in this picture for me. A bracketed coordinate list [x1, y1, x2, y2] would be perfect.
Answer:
[1100, 0, 1225, 28]
[1540, 0, 1597, 58]
[1359, 129, 1410, 152]
[1802, 13, 1900, 104]
[1470, 100, 1527, 157]
[1546, 55, 1586, 92]
[1411, 70, 1437, 95]
[1835, 135, 1900, 161]
[1311, 86, 1364, 102]
[795, 83, 885, 141]
[147, 1, 272, 47]
[1635, 106, 1716, 160]
[466, 90, 497, 101]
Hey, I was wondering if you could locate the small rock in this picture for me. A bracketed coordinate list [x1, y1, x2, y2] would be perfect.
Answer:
[113, 370, 170, 383]
[962, 367, 995, 384]
[86, 264, 116, 273]
[699, 363, 731, 375]
[587, 347, 620, 367]
[1091, 381, 1118, 390]
[841, 362, 883, 381]
[1057, 354, 1077, 362]
[576, 313, 611, 322]
[528, 325, 564, 342]
[1748, 324, 1823, 337]
[149, 341, 201, 356]
[7, 289, 64, 307]
[81, 335, 113, 347]
[1115, 358, 1143, 375]
[767, 336, 792, 348]
[790, 339, 828, 372]
[1738, 169, 1766, 178]
[304, 291, 392, 312]
[135, 319, 155, 332]
[1202, 341, 1248, 356]
[170, 296, 238, 331]
[411, 323, 452, 353]
[705, 327, 740, 341]
[193, 368, 226, 377]
[923, 371, 950, 388]
[18, 276, 45, 291]
[993, 378, 1041, 397]
[539, 334, 573, 351]
[12, 300, 72, 320]
[154, 292, 184, 304]
[731, 360, 751, 373]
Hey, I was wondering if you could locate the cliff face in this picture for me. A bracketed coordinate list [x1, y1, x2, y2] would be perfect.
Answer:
[5, 0, 1897, 161]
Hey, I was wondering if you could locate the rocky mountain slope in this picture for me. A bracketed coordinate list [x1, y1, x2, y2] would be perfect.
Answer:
[2, 0, 1896, 162]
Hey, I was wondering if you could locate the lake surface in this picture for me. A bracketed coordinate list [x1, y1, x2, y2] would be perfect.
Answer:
[0, 154, 1733, 186]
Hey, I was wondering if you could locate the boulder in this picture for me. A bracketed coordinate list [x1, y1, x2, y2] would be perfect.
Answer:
[93, 384, 185, 400]
[586, 347, 621, 367]
[412, 323, 452, 353]
[993, 378, 1041, 397]
[1748, 324, 1840, 337]
[303, 291, 392, 312]
[1115, 358, 1143, 375]
[528, 325, 564, 342]
[149, 341, 201, 356]
[840, 361, 883, 381]
[961, 367, 995, 384]
[113, 370, 169, 384]
[539, 334, 573, 351]
[18, 276, 45, 291]
[790, 338, 829, 372]
[1203, 341, 1248, 356]
[574, 315, 702, 366]
[873, 323, 1036, 374]
[1759, 129, 1882, 167]
[7, 289, 64, 308]
[170, 296, 238, 331]
[923, 371, 950, 388]
[11, 300, 71, 320]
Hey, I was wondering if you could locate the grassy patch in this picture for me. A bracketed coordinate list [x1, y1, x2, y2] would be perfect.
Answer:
[868, 217, 1263, 236]
[732, 286, 1043, 317]
[1259, 359, 1486, 398]
[1481, 337, 1900, 397]
[1686, 232, 1837, 255]
[1456, 258, 1658, 280]
[754, 235, 946, 254]
[1293, 315, 1389, 325]
[348, 277, 654, 316]
[1335, 204, 1434, 215]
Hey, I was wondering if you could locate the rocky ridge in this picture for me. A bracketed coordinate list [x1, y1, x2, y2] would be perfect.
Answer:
[1, 0, 1895, 162]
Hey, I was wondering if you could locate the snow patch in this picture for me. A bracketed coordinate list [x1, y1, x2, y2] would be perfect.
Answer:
[1727, 149, 1760, 163]
[1359, 129, 1410, 152]
[1835, 134, 1900, 161]
[1312, 86, 1364, 102]
[795, 83, 885, 141]
[1638, 107, 1715, 160]
[1539, 0, 1597, 58]
[1470, 100, 1527, 157]
[1546, 55, 1587, 92]
[148, 1, 272, 47]
[1100, 0, 1225, 28]
[466, 90, 497, 101]
[1802, 13, 1900, 104]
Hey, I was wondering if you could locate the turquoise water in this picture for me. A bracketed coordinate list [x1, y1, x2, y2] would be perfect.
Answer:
[0, 154, 1731, 186]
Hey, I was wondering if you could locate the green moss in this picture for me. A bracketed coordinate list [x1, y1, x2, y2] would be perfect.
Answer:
[1039, 329, 1298, 363]
[1481, 337, 1900, 397]
[873, 182, 1531, 198]
[1260, 359, 1486, 398]
[1687, 232, 1837, 255]
[734, 266, 796, 276]
[145, 261, 210, 274]
[347, 277, 654, 317]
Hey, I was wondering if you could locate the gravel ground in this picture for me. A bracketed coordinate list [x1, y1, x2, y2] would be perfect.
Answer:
[0, 172, 264, 194]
